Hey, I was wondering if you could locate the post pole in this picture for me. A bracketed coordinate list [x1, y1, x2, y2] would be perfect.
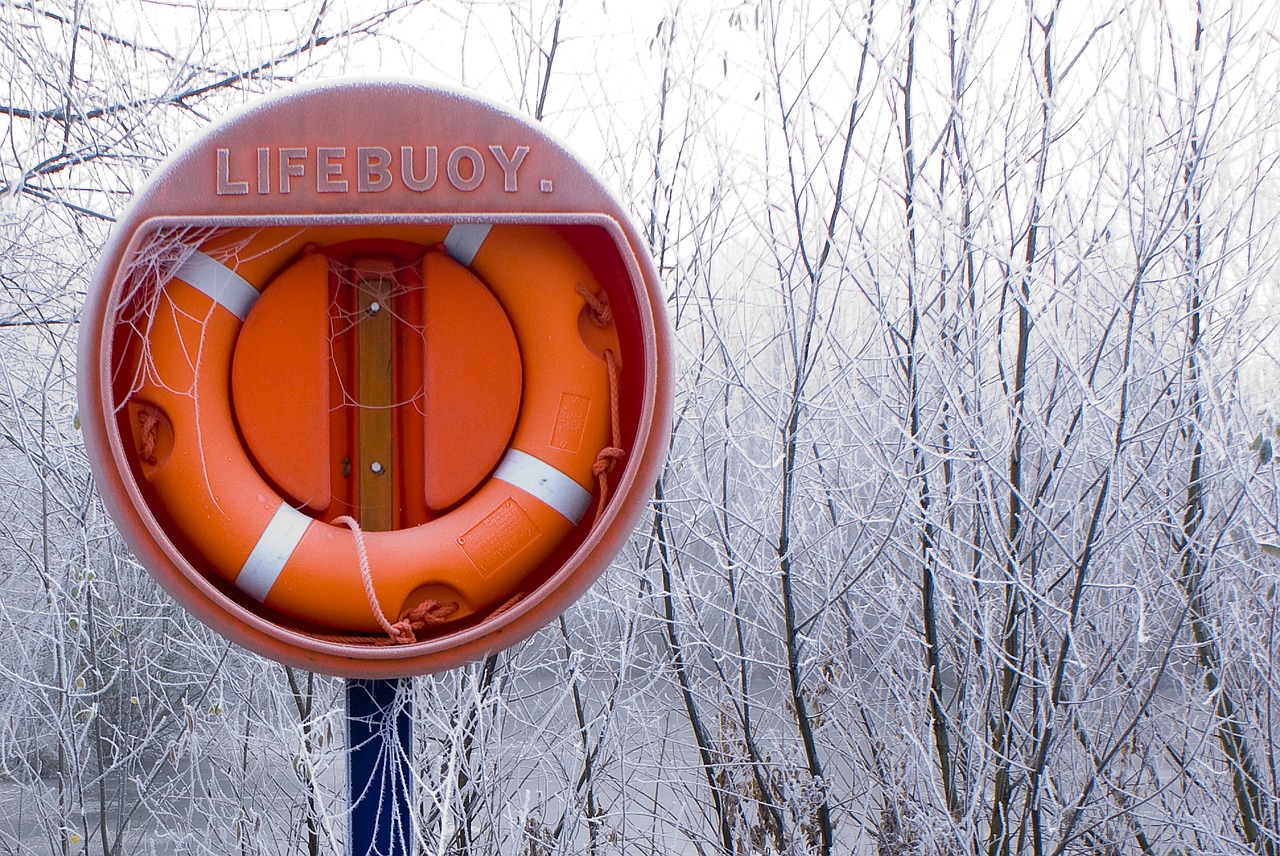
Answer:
[347, 678, 414, 856]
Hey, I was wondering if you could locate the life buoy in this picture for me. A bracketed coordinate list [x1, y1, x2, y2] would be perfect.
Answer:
[122, 223, 620, 637]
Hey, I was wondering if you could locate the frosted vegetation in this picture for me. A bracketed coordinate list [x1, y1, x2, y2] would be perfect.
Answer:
[2, 1, 1280, 854]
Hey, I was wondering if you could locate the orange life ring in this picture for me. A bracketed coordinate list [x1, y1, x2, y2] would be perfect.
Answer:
[123, 223, 620, 635]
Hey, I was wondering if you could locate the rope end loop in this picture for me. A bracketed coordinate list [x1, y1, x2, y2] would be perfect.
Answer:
[576, 282, 614, 327]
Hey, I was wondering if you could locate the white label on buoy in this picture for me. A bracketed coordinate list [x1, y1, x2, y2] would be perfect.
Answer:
[236, 503, 311, 601]
[494, 449, 593, 525]
[174, 251, 261, 321]
[443, 223, 492, 267]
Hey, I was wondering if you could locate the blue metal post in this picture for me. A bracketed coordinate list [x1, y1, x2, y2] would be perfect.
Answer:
[347, 677, 414, 856]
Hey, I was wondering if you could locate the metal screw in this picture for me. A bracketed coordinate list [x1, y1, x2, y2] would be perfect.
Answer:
[370, 461, 384, 475]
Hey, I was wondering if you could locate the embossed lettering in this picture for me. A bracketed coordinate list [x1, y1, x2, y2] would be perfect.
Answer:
[447, 146, 484, 191]
[358, 146, 392, 192]
[400, 146, 438, 192]
[213, 144, 535, 196]
[256, 147, 270, 195]
[488, 144, 529, 192]
[216, 148, 248, 195]
[279, 147, 306, 194]
[317, 147, 347, 193]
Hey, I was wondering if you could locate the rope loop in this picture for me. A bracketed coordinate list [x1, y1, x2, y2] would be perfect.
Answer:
[591, 349, 626, 523]
[137, 404, 161, 465]
[383, 598, 458, 647]
[334, 515, 458, 645]
[592, 446, 626, 477]
[576, 282, 613, 327]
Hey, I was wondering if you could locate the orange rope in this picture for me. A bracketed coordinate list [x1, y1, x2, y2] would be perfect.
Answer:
[374, 597, 458, 647]
[576, 282, 627, 524]
[333, 515, 411, 644]
[137, 404, 160, 465]
[591, 349, 625, 523]
[333, 515, 459, 645]
[575, 282, 613, 326]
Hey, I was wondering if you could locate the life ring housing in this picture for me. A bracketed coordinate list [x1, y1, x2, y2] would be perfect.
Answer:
[121, 223, 620, 635]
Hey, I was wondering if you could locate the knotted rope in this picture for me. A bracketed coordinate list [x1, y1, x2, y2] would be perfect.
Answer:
[576, 281, 613, 326]
[334, 515, 458, 645]
[137, 404, 161, 465]
[576, 283, 626, 524]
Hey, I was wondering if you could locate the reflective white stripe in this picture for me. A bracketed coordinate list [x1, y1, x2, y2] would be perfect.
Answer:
[174, 251, 260, 321]
[235, 504, 311, 601]
[494, 449, 593, 525]
[443, 223, 492, 267]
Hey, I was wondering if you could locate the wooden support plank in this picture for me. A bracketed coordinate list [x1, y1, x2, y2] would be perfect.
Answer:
[354, 258, 397, 532]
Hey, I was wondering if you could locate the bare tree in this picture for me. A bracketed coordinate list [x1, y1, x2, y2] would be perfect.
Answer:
[5, 1, 1280, 854]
